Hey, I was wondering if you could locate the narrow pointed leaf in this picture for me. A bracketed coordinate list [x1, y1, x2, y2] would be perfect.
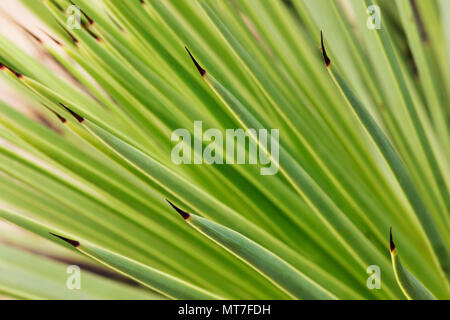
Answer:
[390, 230, 436, 300]
[321, 34, 450, 280]
[167, 201, 336, 300]
[50, 234, 222, 300]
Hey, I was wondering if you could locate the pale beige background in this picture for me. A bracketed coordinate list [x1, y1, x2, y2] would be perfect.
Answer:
[0, 2, 91, 240]
[0, 0, 75, 103]
[0, 0, 59, 237]
[0, 0, 43, 107]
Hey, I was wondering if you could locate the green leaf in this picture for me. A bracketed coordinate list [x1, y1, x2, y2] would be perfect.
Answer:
[49, 233, 222, 300]
[321, 32, 450, 283]
[166, 200, 336, 300]
[0, 233, 162, 300]
[0, 0, 448, 300]
[390, 229, 436, 300]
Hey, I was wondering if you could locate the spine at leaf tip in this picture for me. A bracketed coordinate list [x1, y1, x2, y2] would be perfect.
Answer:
[68, 0, 94, 25]
[40, 28, 62, 46]
[185, 47, 206, 77]
[57, 21, 78, 45]
[49, 233, 80, 248]
[0, 62, 23, 78]
[59, 103, 84, 123]
[390, 227, 396, 252]
[166, 199, 191, 220]
[320, 31, 331, 67]
[80, 9, 94, 25]
[22, 27, 43, 44]
[44, 105, 67, 123]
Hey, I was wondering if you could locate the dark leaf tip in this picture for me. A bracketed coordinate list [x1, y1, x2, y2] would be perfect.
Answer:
[0, 62, 22, 78]
[50, 232, 80, 247]
[81, 10, 94, 25]
[43, 105, 66, 123]
[55, 113, 67, 123]
[57, 21, 78, 45]
[40, 28, 62, 46]
[59, 103, 84, 123]
[68, 1, 94, 25]
[22, 27, 42, 44]
[185, 47, 206, 77]
[166, 199, 191, 220]
[320, 31, 331, 67]
[389, 227, 396, 252]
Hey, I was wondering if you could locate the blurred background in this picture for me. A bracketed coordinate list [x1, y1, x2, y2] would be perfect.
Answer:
[0, 0, 77, 106]
[0, 1, 36, 252]
[0, 1, 83, 292]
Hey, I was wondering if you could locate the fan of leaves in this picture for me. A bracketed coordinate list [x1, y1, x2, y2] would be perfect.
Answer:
[0, 0, 448, 299]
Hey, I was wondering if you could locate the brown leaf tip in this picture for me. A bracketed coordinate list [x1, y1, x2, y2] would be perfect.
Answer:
[58, 22, 78, 45]
[68, 1, 94, 25]
[185, 47, 206, 77]
[59, 103, 84, 123]
[40, 28, 62, 46]
[0, 63, 23, 78]
[81, 10, 94, 26]
[48, 108, 67, 123]
[320, 31, 331, 67]
[22, 27, 43, 44]
[166, 199, 191, 220]
[389, 227, 396, 252]
[50, 232, 80, 247]
[54, 112, 67, 123]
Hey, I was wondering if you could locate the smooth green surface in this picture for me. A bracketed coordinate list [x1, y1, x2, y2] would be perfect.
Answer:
[186, 213, 336, 299]
[77, 241, 222, 300]
[390, 246, 436, 300]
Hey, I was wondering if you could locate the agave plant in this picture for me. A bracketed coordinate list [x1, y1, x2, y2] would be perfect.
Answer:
[0, 0, 448, 300]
